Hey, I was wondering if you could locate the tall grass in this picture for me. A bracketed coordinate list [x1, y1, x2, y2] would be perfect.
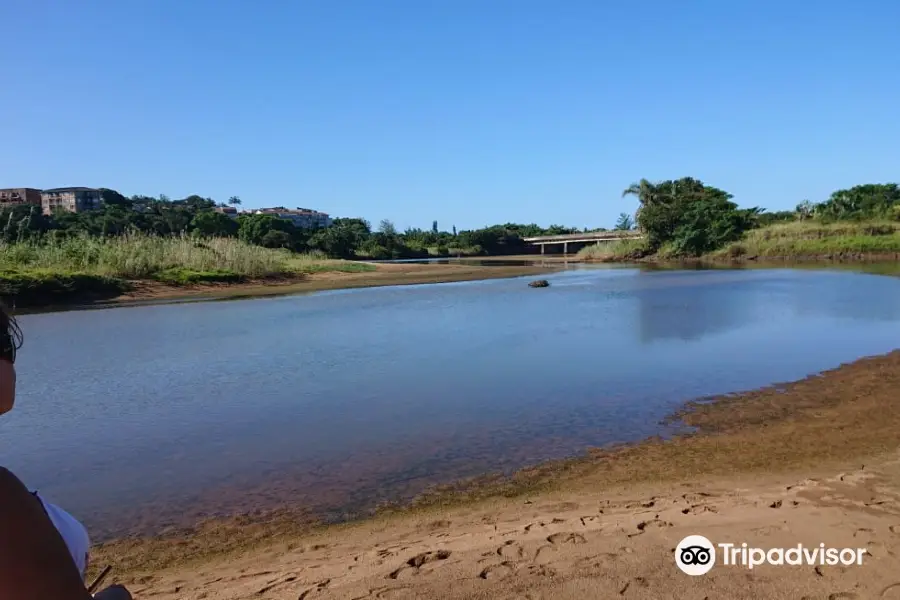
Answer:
[0, 233, 292, 279]
[712, 220, 900, 258]
[577, 238, 650, 261]
[0, 234, 377, 306]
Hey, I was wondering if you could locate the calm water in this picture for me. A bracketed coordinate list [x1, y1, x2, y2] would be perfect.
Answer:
[3, 265, 900, 538]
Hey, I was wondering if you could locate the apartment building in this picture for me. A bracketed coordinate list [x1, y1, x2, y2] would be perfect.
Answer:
[40, 187, 102, 215]
[0, 188, 42, 208]
[253, 207, 332, 229]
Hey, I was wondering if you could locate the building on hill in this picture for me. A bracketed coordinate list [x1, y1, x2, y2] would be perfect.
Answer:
[0, 188, 42, 208]
[252, 207, 332, 229]
[40, 187, 102, 215]
[214, 205, 239, 218]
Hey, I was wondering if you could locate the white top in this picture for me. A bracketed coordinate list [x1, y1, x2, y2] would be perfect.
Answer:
[35, 493, 90, 578]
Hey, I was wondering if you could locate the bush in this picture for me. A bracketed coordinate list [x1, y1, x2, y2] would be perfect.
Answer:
[0, 270, 127, 307]
[577, 238, 651, 261]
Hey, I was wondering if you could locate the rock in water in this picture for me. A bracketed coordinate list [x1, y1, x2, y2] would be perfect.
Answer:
[528, 279, 550, 288]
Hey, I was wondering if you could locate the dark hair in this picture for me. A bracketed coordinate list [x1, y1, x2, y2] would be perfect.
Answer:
[0, 303, 22, 364]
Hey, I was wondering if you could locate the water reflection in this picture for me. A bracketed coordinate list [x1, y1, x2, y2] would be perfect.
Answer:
[634, 270, 765, 343]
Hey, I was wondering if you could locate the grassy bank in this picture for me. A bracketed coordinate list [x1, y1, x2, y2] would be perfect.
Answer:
[0, 234, 374, 307]
[575, 238, 650, 261]
[577, 221, 900, 263]
[709, 220, 900, 259]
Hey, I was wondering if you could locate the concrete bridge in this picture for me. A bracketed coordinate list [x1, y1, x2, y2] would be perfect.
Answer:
[523, 231, 646, 255]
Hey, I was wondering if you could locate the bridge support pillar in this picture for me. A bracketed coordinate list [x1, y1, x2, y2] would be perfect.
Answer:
[540, 244, 545, 255]
[563, 242, 568, 255]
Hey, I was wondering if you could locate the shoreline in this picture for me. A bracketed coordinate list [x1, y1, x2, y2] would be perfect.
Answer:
[90, 348, 900, 597]
[17, 263, 560, 313]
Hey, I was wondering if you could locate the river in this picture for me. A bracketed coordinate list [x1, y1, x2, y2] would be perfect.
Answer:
[3, 264, 900, 538]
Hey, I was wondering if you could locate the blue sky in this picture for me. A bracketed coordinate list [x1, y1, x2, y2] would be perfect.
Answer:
[2, 1, 898, 231]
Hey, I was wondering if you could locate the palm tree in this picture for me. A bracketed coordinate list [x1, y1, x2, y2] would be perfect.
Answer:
[622, 179, 660, 205]
[228, 196, 242, 206]
[622, 179, 661, 232]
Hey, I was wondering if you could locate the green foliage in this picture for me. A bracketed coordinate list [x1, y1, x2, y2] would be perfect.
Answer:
[191, 211, 239, 237]
[614, 213, 634, 230]
[0, 233, 291, 279]
[623, 177, 759, 256]
[16, 179, 898, 265]
[0, 270, 127, 306]
[712, 220, 900, 258]
[577, 238, 651, 261]
[813, 184, 900, 221]
[0, 188, 603, 261]
[755, 210, 796, 227]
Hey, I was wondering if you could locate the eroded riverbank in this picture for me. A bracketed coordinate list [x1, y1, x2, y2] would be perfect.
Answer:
[90, 349, 900, 599]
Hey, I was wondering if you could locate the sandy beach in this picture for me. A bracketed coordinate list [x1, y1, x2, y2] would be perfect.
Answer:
[87, 350, 900, 599]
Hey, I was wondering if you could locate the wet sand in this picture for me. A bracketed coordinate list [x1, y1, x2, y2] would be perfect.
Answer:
[105, 263, 559, 308]
[91, 350, 900, 598]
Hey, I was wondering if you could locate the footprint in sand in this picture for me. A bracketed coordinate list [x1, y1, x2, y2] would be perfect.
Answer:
[579, 515, 604, 528]
[627, 519, 672, 537]
[618, 577, 650, 596]
[255, 574, 302, 595]
[880, 582, 900, 597]
[497, 541, 528, 560]
[573, 552, 619, 571]
[479, 561, 515, 580]
[524, 518, 568, 533]
[533, 545, 555, 565]
[681, 504, 718, 515]
[297, 579, 332, 600]
[352, 587, 411, 600]
[546, 532, 587, 545]
[387, 550, 452, 580]
[681, 492, 717, 504]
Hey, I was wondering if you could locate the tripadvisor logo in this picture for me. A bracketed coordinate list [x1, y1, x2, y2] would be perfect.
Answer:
[675, 535, 867, 576]
[676, 535, 716, 576]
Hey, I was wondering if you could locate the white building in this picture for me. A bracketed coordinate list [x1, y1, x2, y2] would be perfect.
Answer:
[253, 206, 332, 229]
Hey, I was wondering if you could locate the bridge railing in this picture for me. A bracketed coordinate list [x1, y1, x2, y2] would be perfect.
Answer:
[522, 231, 645, 243]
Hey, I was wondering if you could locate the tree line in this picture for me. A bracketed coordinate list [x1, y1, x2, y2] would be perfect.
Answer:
[0, 190, 601, 259]
[621, 178, 900, 256]
[1, 180, 897, 259]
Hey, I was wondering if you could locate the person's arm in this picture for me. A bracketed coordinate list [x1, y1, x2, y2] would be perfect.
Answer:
[0, 467, 93, 600]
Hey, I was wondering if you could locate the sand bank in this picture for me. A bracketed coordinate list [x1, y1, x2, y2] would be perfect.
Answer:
[88, 350, 900, 598]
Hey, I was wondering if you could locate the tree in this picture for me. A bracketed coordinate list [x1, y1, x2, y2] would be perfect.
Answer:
[259, 229, 292, 249]
[228, 196, 242, 206]
[795, 200, 815, 220]
[615, 213, 634, 230]
[627, 177, 758, 255]
[815, 184, 900, 221]
[190, 211, 239, 237]
[238, 214, 296, 246]
[378, 219, 397, 236]
[98, 188, 131, 207]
